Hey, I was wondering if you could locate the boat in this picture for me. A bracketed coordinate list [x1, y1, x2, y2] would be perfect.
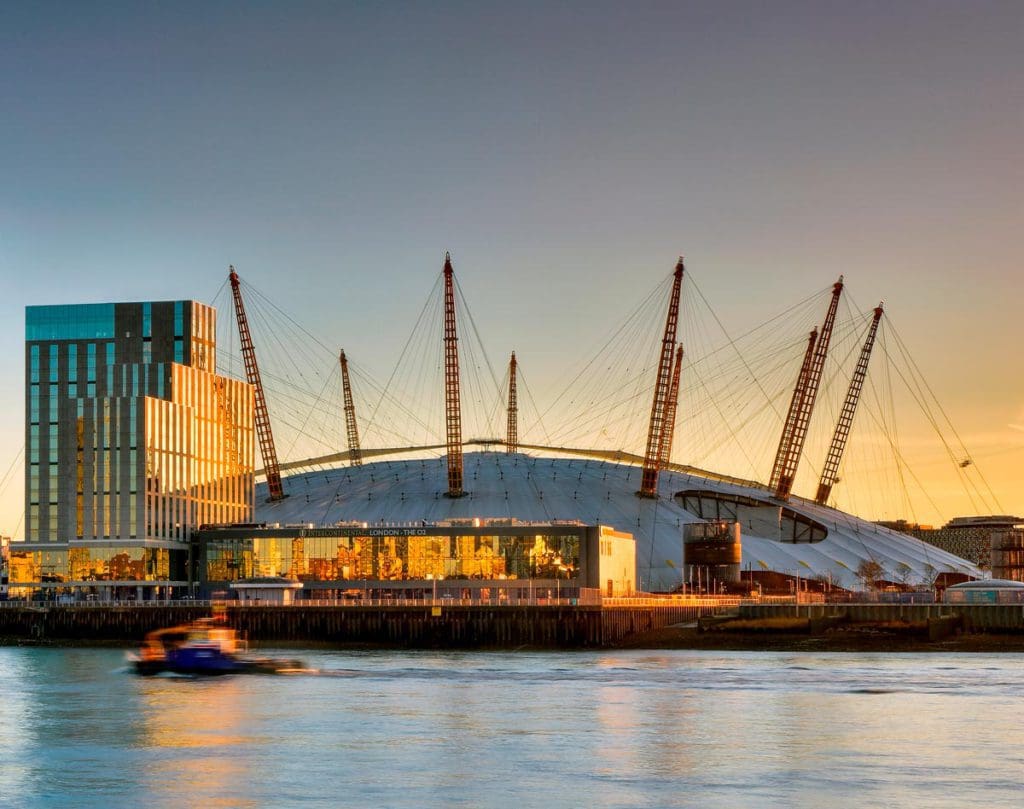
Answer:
[132, 618, 306, 676]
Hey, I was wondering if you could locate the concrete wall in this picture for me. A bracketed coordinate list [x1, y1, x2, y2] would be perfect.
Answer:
[595, 527, 636, 596]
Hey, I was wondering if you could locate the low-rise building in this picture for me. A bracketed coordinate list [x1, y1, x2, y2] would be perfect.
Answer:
[194, 519, 636, 600]
[877, 515, 1024, 567]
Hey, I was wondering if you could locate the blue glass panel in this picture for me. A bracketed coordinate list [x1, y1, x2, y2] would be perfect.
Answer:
[26, 304, 115, 340]
[86, 343, 96, 382]
[30, 345, 40, 382]
[68, 344, 77, 382]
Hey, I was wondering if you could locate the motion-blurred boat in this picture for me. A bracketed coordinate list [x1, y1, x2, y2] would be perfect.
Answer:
[132, 618, 305, 676]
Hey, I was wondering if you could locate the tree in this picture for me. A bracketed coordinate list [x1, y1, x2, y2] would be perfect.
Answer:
[856, 559, 884, 591]
[894, 562, 914, 589]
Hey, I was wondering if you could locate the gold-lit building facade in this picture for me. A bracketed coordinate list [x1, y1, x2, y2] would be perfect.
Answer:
[195, 522, 635, 598]
[13, 300, 254, 598]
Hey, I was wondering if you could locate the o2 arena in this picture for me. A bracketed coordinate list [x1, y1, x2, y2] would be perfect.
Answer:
[221, 256, 983, 593]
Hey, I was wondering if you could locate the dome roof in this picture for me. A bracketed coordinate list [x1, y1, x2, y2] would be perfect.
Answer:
[255, 451, 980, 591]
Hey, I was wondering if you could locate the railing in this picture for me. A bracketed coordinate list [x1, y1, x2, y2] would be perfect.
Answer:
[0, 593, 812, 609]
[0, 596, 593, 609]
[0, 599, 216, 608]
[601, 595, 743, 608]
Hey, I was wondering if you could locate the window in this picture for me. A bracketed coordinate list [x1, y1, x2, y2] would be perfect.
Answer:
[25, 303, 115, 341]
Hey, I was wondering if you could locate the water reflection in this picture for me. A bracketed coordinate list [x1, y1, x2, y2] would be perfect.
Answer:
[2, 648, 1024, 808]
[137, 677, 260, 807]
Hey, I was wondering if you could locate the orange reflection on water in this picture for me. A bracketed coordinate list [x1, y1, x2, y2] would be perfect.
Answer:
[138, 677, 264, 807]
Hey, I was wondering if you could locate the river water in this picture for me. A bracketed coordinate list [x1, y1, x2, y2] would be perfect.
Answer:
[1, 647, 1021, 808]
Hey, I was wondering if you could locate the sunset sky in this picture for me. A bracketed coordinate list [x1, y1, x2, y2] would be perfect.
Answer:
[1, 2, 1021, 535]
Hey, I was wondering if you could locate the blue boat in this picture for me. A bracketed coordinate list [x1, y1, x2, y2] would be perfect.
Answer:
[133, 618, 304, 676]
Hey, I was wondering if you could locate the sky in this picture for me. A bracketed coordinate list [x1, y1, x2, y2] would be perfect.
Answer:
[0, 1, 1021, 535]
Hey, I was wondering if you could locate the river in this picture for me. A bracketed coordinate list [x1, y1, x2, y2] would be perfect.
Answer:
[1, 647, 1021, 808]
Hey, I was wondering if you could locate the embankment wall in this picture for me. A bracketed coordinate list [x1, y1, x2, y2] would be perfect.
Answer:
[0, 604, 715, 647]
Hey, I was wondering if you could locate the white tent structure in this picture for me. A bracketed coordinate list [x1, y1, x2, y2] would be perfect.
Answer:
[255, 451, 978, 592]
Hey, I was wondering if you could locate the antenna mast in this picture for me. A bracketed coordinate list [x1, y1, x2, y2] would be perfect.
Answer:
[770, 276, 844, 500]
[639, 257, 684, 498]
[815, 302, 884, 504]
[443, 252, 464, 497]
[339, 349, 362, 467]
[228, 266, 285, 501]
[506, 351, 518, 454]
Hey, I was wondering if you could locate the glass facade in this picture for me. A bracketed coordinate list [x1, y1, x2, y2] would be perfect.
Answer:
[25, 304, 116, 341]
[8, 546, 183, 584]
[202, 530, 580, 585]
[193, 523, 637, 597]
[144, 365, 254, 540]
[16, 299, 253, 594]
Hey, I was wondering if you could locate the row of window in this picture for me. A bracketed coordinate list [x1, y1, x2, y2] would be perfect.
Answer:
[205, 534, 581, 583]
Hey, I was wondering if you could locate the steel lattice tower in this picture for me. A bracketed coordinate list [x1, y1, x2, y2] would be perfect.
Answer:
[657, 344, 684, 471]
[815, 302, 884, 504]
[339, 349, 362, 467]
[770, 276, 844, 500]
[506, 352, 518, 454]
[769, 329, 818, 497]
[639, 257, 685, 497]
[229, 266, 286, 501]
[443, 252, 464, 497]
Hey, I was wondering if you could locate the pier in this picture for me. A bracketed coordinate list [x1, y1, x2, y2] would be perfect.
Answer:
[0, 600, 729, 647]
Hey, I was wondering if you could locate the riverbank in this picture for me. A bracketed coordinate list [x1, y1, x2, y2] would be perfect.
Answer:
[6, 602, 1024, 651]
[614, 623, 1024, 653]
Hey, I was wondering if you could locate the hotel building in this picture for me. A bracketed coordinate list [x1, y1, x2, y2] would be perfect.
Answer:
[10, 301, 254, 599]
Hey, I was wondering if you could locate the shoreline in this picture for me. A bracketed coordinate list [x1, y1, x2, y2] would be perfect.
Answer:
[6, 630, 1024, 653]
[612, 624, 1024, 653]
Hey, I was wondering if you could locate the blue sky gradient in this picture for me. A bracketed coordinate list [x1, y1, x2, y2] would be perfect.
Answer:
[1, 2, 1021, 533]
